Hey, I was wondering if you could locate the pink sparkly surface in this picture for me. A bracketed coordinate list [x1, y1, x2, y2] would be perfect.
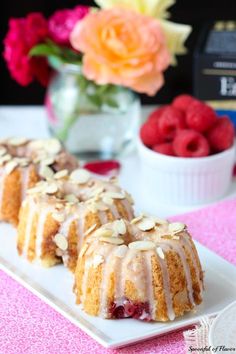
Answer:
[1, 198, 236, 354]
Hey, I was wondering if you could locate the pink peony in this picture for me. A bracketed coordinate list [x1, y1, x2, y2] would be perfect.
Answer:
[48, 6, 90, 46]
[3, 13, 50, 86]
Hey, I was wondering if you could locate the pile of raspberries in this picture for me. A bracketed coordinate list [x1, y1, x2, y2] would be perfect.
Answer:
[140, 95, 235, 157]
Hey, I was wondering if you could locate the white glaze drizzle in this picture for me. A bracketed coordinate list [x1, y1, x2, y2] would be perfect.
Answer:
[22, 200, 36, 258]
[20, 166, 30, 202]
[0, 169, 6, 218]
[166, 240, 195, 306]
[99, 245, 116, 317]
[144, 251, 156, 319]
[181, 235, 203, 295]
[35, 208, 50, 260]
[121, 199, 133, 220]
[155, 245, 175, 321]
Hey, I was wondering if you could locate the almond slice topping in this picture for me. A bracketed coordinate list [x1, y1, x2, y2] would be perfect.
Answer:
[99, 237, 124, 245]
[130, 215, 143, 224]
[8, 137, 28, 146]
[54, 169, 69, 179]
[154, 217, 168, 225]
[5, 160, 18, 175]
[104, 191, 125, 199]
[45, 138, 61, 155]
[79, 243, 89, 258]
[102, 195, 114, 205]
[95, 228, 113, 238]
[54, 233, 68, 250]
[168, 222, 185, 234]
[65, 194, 78, 203]
[44, 183, 58, 195]
[0, 154, 11, 164]
[70, 168, 91, 184]
[84, 224, 97, 236]
[0, 147, 7, 156]
[137, 218, 155, 231]
[156, 246, 165, 259]
[114, 219, 126, 235]
[42, 157, 55, 166]
[128, 240, 155, 251]
[39, 165, 54, 179]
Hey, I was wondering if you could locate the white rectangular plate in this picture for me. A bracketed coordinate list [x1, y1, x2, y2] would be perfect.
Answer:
[0, 223, 236, 349]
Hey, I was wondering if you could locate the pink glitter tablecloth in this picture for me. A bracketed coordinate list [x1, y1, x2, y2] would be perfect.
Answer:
[1, 198, 236, 354]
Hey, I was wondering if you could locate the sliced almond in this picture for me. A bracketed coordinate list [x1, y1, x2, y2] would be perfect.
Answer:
[65, 194, 78, 203]
[27, 184, 44, 194]
[86, 203, 97, 213]
[104, 191, 125, 200]
[0, 154, 11, 164]
[128, 240, 155, 251]
[54, 169, 68, 179]
[52, 212, 65, 223]
[172, 235, 180, 240]
[29, 139, 44, 150]
[44, 183, 58, 195]
[99, 236, 124, 245]
[95, 228, 113, 238]
[168, 222, 185, 234]
[156, 246, 165, 259]
[45, 138, 61, 155]
[102, 195, 114, 205]
[39, 165, 54, 179]
[137, 218, 155, 231]
[84, 224, 97, 236]
[89, 187, 104, 198]
[114, 219, 126, 235]
[5, 160, 18, 175]
[0, 147, 7, 156]
[130, 215, 143, 224]
[114, 244, 128, 258]
[54, 233, 68, 250]
[42, 157, 55, 166]
[70, 168, 91, 184]
[8, 137, 27, 146]
[92, 254, 104, 267]
[79, 243, 89, 258]
[154, 217, 168, 225]
[96, 202, 109, 211]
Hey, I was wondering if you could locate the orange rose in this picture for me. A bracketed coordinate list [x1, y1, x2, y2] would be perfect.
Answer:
[70, 8, 171, 96]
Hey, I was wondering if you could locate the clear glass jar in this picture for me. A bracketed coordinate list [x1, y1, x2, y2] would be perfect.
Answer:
[45, 62, 141, 159]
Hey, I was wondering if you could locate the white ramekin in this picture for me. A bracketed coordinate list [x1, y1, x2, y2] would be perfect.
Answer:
[137, 137, 236, 206]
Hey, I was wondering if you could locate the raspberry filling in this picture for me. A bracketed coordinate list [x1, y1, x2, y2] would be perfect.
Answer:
[109, 298, 152, 321]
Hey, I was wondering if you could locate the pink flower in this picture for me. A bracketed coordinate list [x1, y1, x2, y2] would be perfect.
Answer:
[70, 9, 171, 96]
[48, 6, 90, 46]
[3, 13, 50, 86]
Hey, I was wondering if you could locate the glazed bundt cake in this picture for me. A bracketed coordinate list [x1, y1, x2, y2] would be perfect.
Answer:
[0, 137, 78, 225]
[17, 169, 134, 270]
[74, 216, 203, 321]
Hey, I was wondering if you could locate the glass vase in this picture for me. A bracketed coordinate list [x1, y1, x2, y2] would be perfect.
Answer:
[45, 62, 141, 160]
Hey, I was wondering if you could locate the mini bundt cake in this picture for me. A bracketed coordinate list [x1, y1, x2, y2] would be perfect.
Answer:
[17, 169, 134, 270]
[74, 216, 203, 322]
[0, 137, 78, 225]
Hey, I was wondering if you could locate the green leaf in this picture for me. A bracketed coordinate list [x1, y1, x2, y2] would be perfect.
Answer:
[29, 43, 60, 57]
[104, 96, 119, 108]
[87, 94, 102, 107]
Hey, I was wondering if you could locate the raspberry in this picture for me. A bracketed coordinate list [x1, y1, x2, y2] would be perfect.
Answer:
[153, 143, 175, 156]
[173, 129, 210, 157]
[148, 106, 167, 123]
[186, 101, 217, 133]
[158, 106, 186, 140]
[140, 120, 163, 146]
[172, 94, 198, 112]
[206, 116, 235, 152]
